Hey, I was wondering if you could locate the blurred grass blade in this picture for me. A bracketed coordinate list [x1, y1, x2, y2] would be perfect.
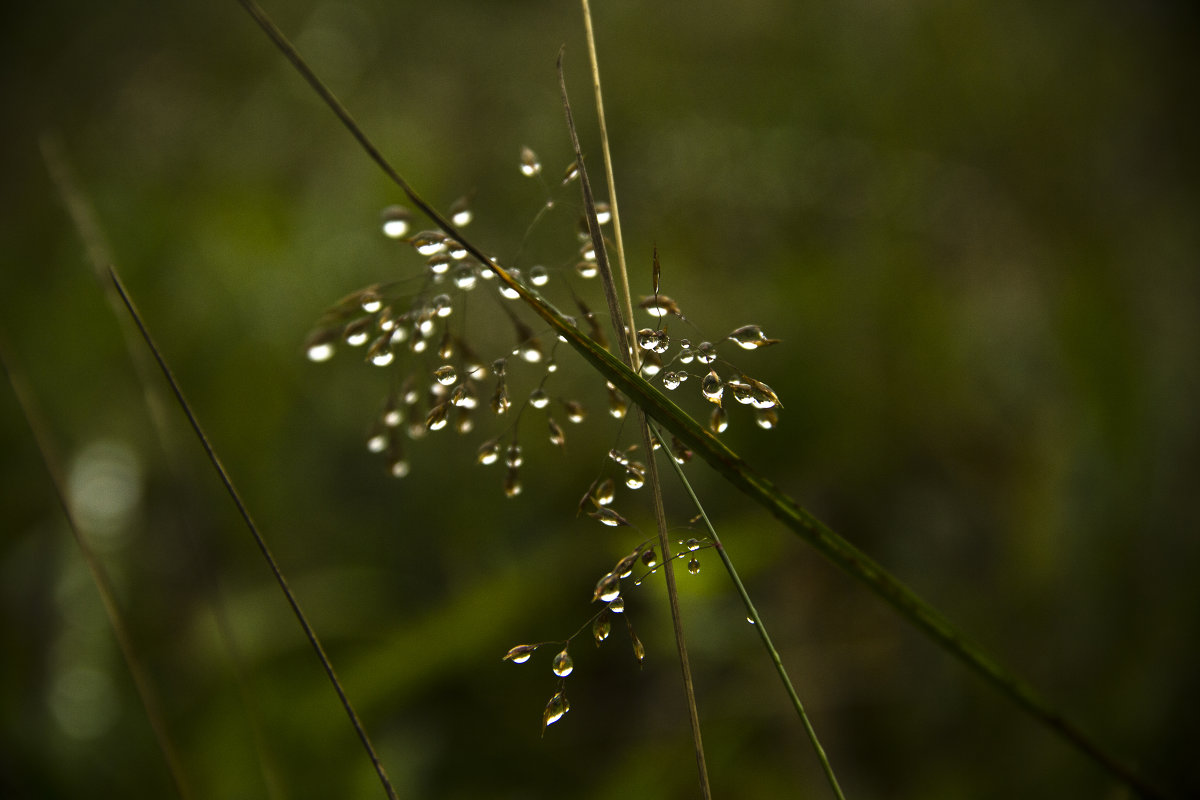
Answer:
[236, 1, 1164, 796]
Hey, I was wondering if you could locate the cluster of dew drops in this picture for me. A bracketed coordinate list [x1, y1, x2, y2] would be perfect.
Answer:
[303, 145, 785, 498]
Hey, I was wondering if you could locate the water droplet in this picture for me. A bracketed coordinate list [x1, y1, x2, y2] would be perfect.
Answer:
[503, 644, 538, 664]
[366, 334, 394, 367]
[607, 448, 629, 467]
[593, 202, 612, 225]
[491, 381, 511, 415]
[452, 264, 478, 290]
[425, 402, 449, 431]
[755, 408, 779, 429]
[542, 691, 569, 731]
[434, 365, 457, 386]
[492, 358, 508, 376]
[580, 241, 596, 262]
[747, 616, 756, 625]
[449, 196, 473, 227]
[389, 459, 410, 478]
[624, 464, 645, 490]
[529, 265, 549, 286]
[454, 409, 473, 434]
[593, 613, 611, 645]
[342, 318, 372, 347]
[589, 507, 628, 527]
[366, 432, 387, 453]
[529, 388, 550, 409]
[671, 436, 693, 464]
[678, 339, 694, 364]
[575, 261, 598, 279]
[551, 648, 574, 677]
[381, 205, 412, 238]
[563, 400, 586, 423]
[499, 269, 522, 300]
[746, 377, 783, 409]
[519, 146, 541, 177]
[427, 253, 453, 276]
[359, 289, 382, 313]
[306, 340, 336, 363]
[641, 549, 658, 568]
[608, 596, 625, 613]
[504, 466, 522, 497]
[613, 549, 640, 578]
[701, 371, 724, 403]
[607, 386, 627, 419]
[727, 324, 781, 350]
[519, 339, 544, 363]
[547, 417, 566, 448]
[450, 383, 477, 408]
[710, 406, 729, 434]
[593, 572, 621, 603]
[685, 538, 701, 552]
[636, 328, 669, 352]
[640, 353, 662, 376]
[592, 478, 615, 506]
[505, 443, 523, 468]
[561, 161, 580, 184]
[696, 341, 717, 364]
[410, 230, 446, 256]
[661, 371, 681, 390]
[638, 295, 682, 318]
[631, 632, 645, 664]
[476, 440, 501, 465]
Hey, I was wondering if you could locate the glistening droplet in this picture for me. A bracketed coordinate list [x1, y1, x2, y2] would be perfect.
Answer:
[551, 648, 574, 677]
[727, 324, 781, 350]
[519, 146, 542, 177]
[503, 644, 538, 664]
[593, 572, 621, 603]
[434, 365, 457, 386]
[381, 205, 412, 238]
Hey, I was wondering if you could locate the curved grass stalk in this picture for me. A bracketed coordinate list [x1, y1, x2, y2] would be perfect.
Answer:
[649, 422, 846, 800]
[235, 2, 1165, 796]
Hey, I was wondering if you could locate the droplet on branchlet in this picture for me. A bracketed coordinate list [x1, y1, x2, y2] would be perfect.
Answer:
[434, 365, 457, 386]
[343, 317, 372, 347]
[424, 402, 449, 431]
[410, 230, 447, 256]
[687, 557, 701, 575]
[542, 691, 569, 731]
[613, 549, 640, 579]
[529, 388, 550, 409]
[503, 644, 538, 664]
[563, 400, 586, 423]
[607, 385, 627, 419]
[593, 202, 612, 225]
[607, 448, 630, 467]
[358, 288, 382, 314]
[727, 378, 755, 405]
[701, 371, 724, 403]
[677, 339, 694, 364]
[727, 324, 780, 350]
[579, 241, 596, 262]
[710, 406, 729, 434]
[661, 371, 681, 390]
[696, 341, 718, 364]
[452, 264, 478, 290]
[641, 548, 658, 568]
[755, 408, 779, 429]
[593, 572, 621, 603]
[476, 439, 501, 465]
[561, 161, 580, 184]
[449, 196, 473, 227]
[671, 436, 693, 463]
[519, 146, 541, 177]
[450, 383, 477, 409]
[631, 631, 645, 664]
[608, 596, 625, 613]
[305, 331, 337, 363]
[684, 538, 701, 552]
[366, 429, 387, 453]
[592, 478, 615, 506]
[491, 381, 511, 415]
[575, 261, 598, 279]
[641, 352, 662, 377]
[367, 334, 394, 367]
[454, 408, 473, 434]
[636, 328, 668, 352]
[427, 253, 453, 276]
[638, 294, 683, 318]
[551, 648, 574, 677]
[589, 507, 629, 528]
[381, 205, 412, 238]
[529, 265, 549, 286]
[746, 377, 783, 409]
[506, 443, 523, 468]
[518, 338, 544, 364]
[593, 612, 611, 645]
[389, 458, 410, 478]
[504, 466, 522, 497]
[548, 417, 566, 448]
[624, 464, 645, 490]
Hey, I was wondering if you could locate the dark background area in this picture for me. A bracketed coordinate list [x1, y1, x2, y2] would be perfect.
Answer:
[2, 1, 1197, 797]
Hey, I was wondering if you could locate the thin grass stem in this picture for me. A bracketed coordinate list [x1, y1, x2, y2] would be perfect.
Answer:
[650, 422, 846, 800]
[107, 267, 399, 800]
[0, 334, 194, 800]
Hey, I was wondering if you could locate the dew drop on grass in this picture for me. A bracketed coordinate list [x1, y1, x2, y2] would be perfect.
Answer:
[593, 613, 611, 645]
[678, 339, 694, 364]
[529, 265, 549, 286]
[592, 478, 615, 506]
[575, 261, 598, 279]
[476, 440, 501, 465]
[563, 400, 586, 423]
[685, 538, 700, 552]
[613, 550, 640, 578]
[410, 230, 447, 256]
[503, 644, 538, 664]
[727, 324, 780, 350]
[491, 382, 511, 415]
[641, 353, 662, 376]
[548, 417, 566, 448]
[367, 335, 394, 367]
[529, 388, 550, 409]
[505, 443, 523, 468]
[641, 549, 658, 568]
[561, 161, 580, 184]
[450, 383, 477, 408]
[701, 371, 724, 403]
[381, 205, 412, 238]
[452, 265, 478, 290]
[608, 596, 625, 613]
[688, 557, 701, 575]
[661, 371, 681, 390]
[366, 432, 387, 453]
[631, 632, 645, 664]
[503, 466, 522, 497]
[696, 341, 717, 364]
[755, 408, 779, 429]
[434, 365, 457, 386]
[359, 289, 382, 314]
[624, 465, 645, 490]
[710, 406, 729, 434]
[607, 386, 627, 419]
[389, 459, 410, 478]
[424, 403, 449, 431]
[306, 341, 336, 362]
[519, 146, 542, 177]
[551, 648, 574, 677]
[427, 253, 453, 276]
[519, 339, 544, 364]
[343, 318, 372, 347]
[449, 196, 473, 227]
[593, 572, 621, 603]
[542, 691, 569, 730]
[589, 507, 626, 527]
[499, 271, 522, 300]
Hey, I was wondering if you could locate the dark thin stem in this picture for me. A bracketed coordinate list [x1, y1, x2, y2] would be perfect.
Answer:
[650, 423, 845, 800]
[0, 334, 193, 800]
[107, 267, 400, 800]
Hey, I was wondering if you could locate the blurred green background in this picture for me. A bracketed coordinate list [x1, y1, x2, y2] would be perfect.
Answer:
[2, 0, 1197, 797]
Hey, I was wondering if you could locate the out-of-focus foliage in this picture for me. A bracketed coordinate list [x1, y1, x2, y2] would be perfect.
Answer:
[1, 1, 1197, 798]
